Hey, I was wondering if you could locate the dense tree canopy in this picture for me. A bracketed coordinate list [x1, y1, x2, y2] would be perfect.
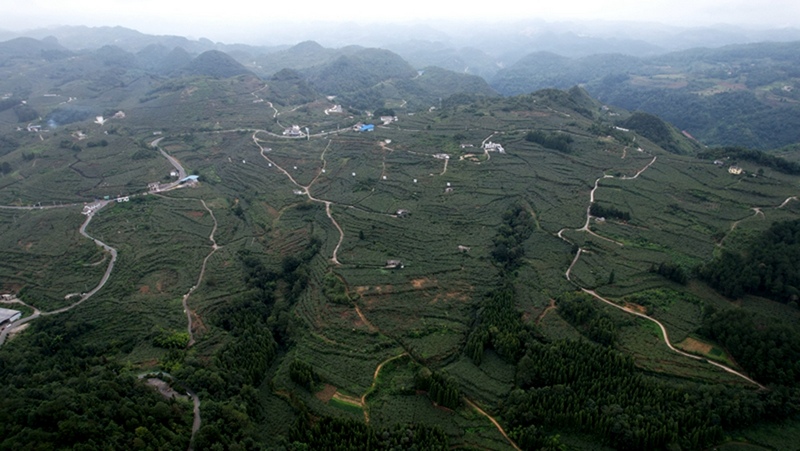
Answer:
[699, 219, 800, 302]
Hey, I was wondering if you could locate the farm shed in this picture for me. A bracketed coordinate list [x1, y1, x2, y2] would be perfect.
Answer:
[0, 308, 22, 326]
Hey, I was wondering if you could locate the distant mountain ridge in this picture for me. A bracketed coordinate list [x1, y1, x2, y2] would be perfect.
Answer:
[0, 34, 498, 122]
[2, 26, 800, 147]
[491, 40, 800, 148]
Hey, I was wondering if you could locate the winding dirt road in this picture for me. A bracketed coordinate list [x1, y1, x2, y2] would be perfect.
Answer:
[581, 288, 764, 389]
[2, 135, 206, 444]
[361, 352, 408, 423]
[464, 397, 522, 451]
[182, 199, 220, 347]
[779, 196, 798, 208]
[187, 388, 202, 451]
[0, 201, 117, 346]
[253, 132, 346, 265]
[559, 154, 765, 389]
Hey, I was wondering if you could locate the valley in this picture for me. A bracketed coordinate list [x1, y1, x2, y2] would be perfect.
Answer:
[0, 30, 800, 451]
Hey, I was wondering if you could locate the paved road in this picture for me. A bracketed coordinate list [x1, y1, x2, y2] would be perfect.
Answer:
[0, 201, 116, 346]
[151, 137, 187, 179]
[187, 388, 202, 451]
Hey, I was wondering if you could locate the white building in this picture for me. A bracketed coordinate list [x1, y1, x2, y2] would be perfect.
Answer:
[0, 307, 22, 326]
[283, 125, 304, 137]
[483, 141, 505, 153]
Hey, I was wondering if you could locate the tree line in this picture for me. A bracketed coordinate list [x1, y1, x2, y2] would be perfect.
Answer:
[698, 146, 800, 175]
[556, 292, 619, 346]
[0, 316, 193, 450]
[699, 307, 800, 385]
[507, 337, 800, 450]
[590, 203, 631, 222]
[289, 417, 449, 450]
[698, 218, 800, 303]
[168, 240, 322, 449]
[525, 130, 574, 153]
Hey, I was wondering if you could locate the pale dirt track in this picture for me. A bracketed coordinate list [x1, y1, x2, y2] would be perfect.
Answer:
[560, 153, 765, 389]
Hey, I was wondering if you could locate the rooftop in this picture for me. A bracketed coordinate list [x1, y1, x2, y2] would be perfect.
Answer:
[0, 307, 22, 323]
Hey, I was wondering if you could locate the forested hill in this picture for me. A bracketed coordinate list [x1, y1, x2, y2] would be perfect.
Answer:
[492, 41, 800, 149]
[304, 48, 418, 95]
[179, 50, 254, 78]
[700, 219, 800, 303]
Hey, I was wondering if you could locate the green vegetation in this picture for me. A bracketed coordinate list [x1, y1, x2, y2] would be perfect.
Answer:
[650, 261, 688, 285]
[290, 417, 449, 450]
[0, 316, 192, 449]
[699, 307, 800, 385]
[508, 337, 800, 450]
[618, 111, 686, 154]
[525, 130, 574, 152]
[495, 41, 800, 149]
[699, 219, 800, 302]
[152, 329, 191, 349]
[1, 48, 799, 451]
[556, 292, 619, 346]
[414, 369, 462, 409]
[289, 359, 320, 391]
[590, 203, 631, 222]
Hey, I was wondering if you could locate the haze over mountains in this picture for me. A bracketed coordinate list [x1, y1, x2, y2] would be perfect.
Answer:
[4, 15, 800, 451]
[5, 20, 800, 59]
[2, 22, 800, 149]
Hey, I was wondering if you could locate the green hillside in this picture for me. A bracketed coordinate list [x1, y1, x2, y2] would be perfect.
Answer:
[180, 50, 253, 78]
[306, 48, 418, 95]
[493, 41, 800, 149]
[1, 44, 800, 451]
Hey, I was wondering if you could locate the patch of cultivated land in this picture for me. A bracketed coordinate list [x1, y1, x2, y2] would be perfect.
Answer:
[2, 76, 799, 449]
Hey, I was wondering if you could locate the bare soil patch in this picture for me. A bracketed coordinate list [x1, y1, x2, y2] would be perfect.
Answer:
[623, 302, 648, 314]
[445, 290, 469, 302]
[138, 285, 151, 294]
[2, 283, 23, 293]
[7, 323, 30, 341]
[190, 311, 208, 335]
[411, 278, 429, 289]
[676, 336, 714, 355]
[186, 211, 205, 218]
[316, 384, 337, 403]
[262, 201, 279, 219]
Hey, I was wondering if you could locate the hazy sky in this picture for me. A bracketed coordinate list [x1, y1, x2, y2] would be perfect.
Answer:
[3, 0, 799, 43]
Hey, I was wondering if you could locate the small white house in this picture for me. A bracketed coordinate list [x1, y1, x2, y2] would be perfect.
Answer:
[483, 141, 505, 153]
